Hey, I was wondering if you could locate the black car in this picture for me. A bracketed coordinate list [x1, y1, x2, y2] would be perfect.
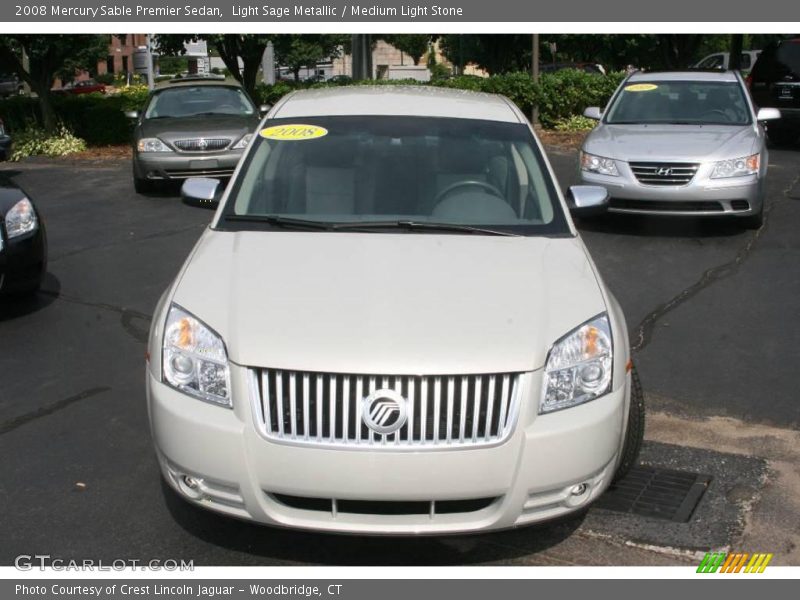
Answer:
[749, 37, 800, 145]
[0, 177, 47, 296]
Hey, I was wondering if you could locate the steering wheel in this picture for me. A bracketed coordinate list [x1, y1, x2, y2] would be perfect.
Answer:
[434, 180, 505, 204]
[699, 109, 729, 120]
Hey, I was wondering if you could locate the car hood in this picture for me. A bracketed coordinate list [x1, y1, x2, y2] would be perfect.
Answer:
[139, 114, 258, 145]
[170, 230, 607, 374]
[585, 124, 758, 162]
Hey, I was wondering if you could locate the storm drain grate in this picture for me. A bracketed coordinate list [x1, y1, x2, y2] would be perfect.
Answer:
[595, 465, 711, 522]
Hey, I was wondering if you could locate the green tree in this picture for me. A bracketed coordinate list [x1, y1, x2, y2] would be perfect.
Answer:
[381, 35, 432, 65]
[0, 35, 108, 132]
[271, 35, 348, 81]
[439, 35, 533, 74]
[155, 34, 272, 96]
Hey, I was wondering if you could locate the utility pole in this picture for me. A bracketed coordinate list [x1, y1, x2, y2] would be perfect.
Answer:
[729, 34, 744, 71]
[145, 34, 155, 90]
[531, 34, 540, 125]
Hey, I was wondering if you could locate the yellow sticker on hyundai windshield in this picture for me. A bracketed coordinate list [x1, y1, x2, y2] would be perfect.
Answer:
[259, 124, 328, 141]
[624, 83, 658, 92]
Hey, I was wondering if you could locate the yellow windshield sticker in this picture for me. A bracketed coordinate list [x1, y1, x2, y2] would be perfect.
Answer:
[625, 83, 658, 92]
[259, 124, 328, 141]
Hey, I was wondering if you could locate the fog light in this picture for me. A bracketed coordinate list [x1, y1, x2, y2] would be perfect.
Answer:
[571, 483, 588, 496]
[183, 475, 199, 489]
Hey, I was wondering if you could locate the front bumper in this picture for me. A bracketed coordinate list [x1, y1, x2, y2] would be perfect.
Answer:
[133, 150, 244, 181]
[581, 162, 764, 217]
[147, 365, 628, 535]
[0, 226, 47, 294]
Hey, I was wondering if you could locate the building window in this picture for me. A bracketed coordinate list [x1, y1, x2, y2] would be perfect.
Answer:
[122, 56, 129, 73]
[106, 55, 115, 74]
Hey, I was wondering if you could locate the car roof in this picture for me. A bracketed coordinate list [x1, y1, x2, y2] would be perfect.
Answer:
[154, 78, 242, 90]
[272, 86, 523, 123]
[628, 70, 741, 83]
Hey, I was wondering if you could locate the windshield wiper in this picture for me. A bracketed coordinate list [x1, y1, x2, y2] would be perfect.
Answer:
[224, 214, 333, 230]
[329, 220, 521, 237]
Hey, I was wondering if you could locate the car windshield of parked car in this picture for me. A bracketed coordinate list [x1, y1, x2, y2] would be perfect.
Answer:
[605, 80, 751, 125]
[145, 86, 255, 119]
[222, 116, 570, 236]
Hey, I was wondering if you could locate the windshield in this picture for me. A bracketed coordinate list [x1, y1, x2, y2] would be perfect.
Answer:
[145, 86, 255, 119]
[220, 116, 570, 236]
[605, 80, 751, 125]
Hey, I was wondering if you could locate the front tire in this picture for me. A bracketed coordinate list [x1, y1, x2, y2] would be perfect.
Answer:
[613, 364, 645, 483]
[133, 174, 155, 194]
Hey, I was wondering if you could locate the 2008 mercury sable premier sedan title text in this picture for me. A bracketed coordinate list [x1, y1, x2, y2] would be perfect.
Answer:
[146, 86, 644, 534]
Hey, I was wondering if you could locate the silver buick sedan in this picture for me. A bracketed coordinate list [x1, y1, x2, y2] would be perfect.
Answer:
[580, 70, 781, 228]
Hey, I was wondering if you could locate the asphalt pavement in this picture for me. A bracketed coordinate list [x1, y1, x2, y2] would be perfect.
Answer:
[1, 144, 798, 565]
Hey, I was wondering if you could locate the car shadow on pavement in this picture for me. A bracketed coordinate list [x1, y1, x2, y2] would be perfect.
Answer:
[161, 479, 585, 566]
[0, 272, 60, 322]
[575, 213, 750, 239]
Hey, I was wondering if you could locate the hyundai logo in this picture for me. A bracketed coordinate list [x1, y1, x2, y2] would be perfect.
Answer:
[656, 167, 672, 177]
[362, 388, 408, 435]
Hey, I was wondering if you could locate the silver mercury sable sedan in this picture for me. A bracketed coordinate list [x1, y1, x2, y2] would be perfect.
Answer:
[146, 86, 644, 534]
[580, 70, 781, 228]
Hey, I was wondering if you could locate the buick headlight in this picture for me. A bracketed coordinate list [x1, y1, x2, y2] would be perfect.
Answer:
[5, 197, 38, 239]
[232, 133, 252, 149]
[137, 137, 172, 153]
[580, 151, 619, 176]
[162, 304, 231, 407]
[711, 154, 760, 178]
[541, 314, 613, 414]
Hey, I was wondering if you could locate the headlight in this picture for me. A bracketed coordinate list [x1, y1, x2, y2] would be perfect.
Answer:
[5, 197, 38, 239]
[580, 151, 619, 176]
[137, 137, 171, 153]
[162, 304, 231, 407]
[232, 134, 252, 149]
[541, 314, 613, 414]
[711, 154, 760, 178]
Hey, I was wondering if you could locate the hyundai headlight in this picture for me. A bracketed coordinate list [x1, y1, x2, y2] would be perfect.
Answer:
[232, 134, 252, 149]
[162, 304, 231, 407]
[541, 314, 613, 414]
[580, 151, 619, 176]
[711, 154, 760, 178]
[5, 197, 38, 239]
[137, 137, 172, 153]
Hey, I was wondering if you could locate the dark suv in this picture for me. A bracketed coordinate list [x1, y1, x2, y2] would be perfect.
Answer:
[749, 38, 800, 145]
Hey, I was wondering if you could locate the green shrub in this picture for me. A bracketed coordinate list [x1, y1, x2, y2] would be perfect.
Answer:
[552, 115, 598, 132]
[10, 124, 86, 161]
[535, 69, 625, 128]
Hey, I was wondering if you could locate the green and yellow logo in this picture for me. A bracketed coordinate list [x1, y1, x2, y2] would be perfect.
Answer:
[697, 552, 773, 573]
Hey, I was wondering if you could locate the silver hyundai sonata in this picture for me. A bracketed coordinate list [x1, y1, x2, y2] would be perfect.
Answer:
[580, 70, 781, 228]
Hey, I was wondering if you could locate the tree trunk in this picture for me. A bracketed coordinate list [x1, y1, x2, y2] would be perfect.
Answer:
[37, 90, 57, 132]
[729, 35, 744, 71]
[293, 68, 300, 82]
[241, 57, 260, 98]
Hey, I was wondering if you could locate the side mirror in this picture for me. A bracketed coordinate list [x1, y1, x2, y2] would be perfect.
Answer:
[124, 110, 139, 119]
[259, 104, 271, 115]
[181, 177, 222, 209]
[583, 106, 602, 120]
[566, 185, 609, 218]
[756, 107, 781, 121]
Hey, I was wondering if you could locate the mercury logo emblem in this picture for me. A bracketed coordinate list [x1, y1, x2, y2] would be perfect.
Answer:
[656, 167, 672, 176]
[198, 138, 208, 149]
[362, 389, 408, 435]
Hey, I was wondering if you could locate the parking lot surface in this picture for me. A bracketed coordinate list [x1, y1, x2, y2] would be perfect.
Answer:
[1, 145, 799, 565]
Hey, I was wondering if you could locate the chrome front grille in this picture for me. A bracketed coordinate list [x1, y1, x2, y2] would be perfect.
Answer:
[173, 138, 231, 152]
[630, 162, 699, 186]
[249, 369, 522, 450]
